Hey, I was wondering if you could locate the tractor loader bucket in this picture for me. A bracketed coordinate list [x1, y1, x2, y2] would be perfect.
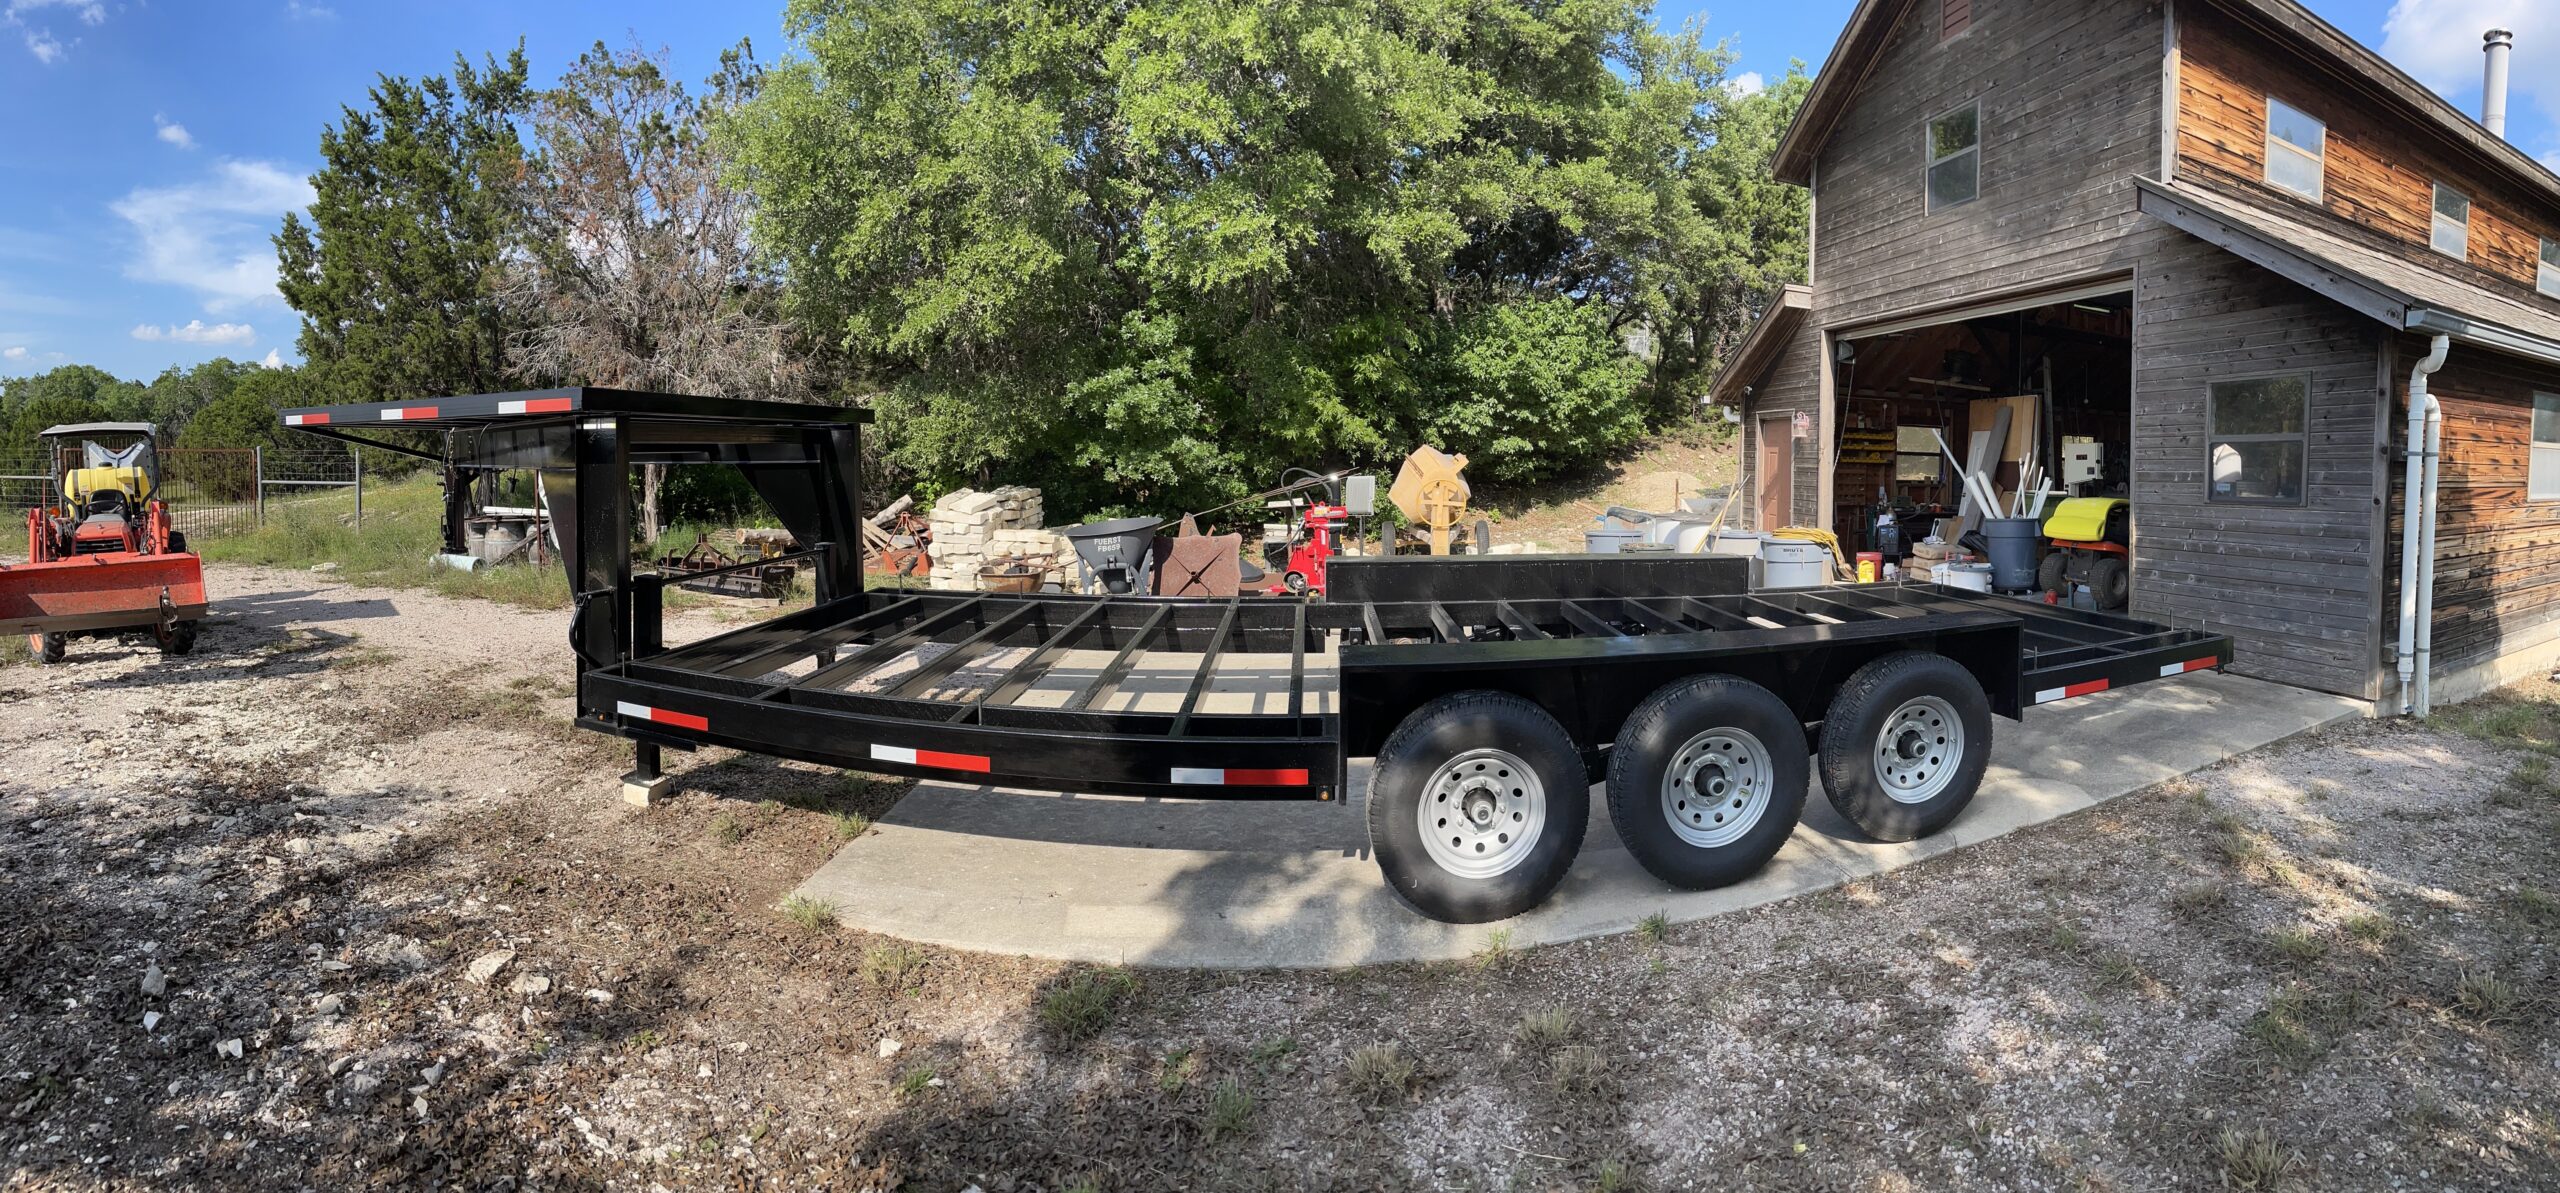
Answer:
[0, 551, 208, 636]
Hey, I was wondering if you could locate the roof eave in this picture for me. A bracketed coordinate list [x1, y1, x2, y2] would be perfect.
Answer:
[1770, 0, 1912, 188]
[1707, 284, 1814, 405]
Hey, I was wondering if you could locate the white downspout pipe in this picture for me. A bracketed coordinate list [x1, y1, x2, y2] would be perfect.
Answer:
[2396, 334, 2450, 715]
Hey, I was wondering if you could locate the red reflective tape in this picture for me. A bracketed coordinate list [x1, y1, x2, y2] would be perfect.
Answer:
[284, 412, 330, 426]
[380, 405, 440, 421]
[914, 748, 991, 773]
[616, 700, 707, 731]
[2062, 678, 2110, 699]
[1221, 768, 1310, 786]
[2176, 657, 2217, 674]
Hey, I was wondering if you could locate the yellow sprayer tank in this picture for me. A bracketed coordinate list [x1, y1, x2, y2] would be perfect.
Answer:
[1389, 445, 1472, 556]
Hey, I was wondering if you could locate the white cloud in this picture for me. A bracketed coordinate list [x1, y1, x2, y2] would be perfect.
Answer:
[2, 345, 26, 360]
[2382, 1, 2558, 125]
[285, 1, 335, 19]
[6, 0, 103, 63]
[155, 115, 195, 150]
[111, 160, 314, 313]
[132, 320, 257, 346]
[1724, 71, 1766, 99]
[260, 347, 284, 368]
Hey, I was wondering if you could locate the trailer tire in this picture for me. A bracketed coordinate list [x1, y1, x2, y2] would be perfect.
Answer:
[1606, 674, 1808, 889]
[33, 632, 65, 664]
[1818, 651, 1992, 842]
[1368, 691, 1589, 924]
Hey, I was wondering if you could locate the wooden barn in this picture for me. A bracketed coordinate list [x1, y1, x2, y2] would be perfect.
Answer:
[1714, 0, 2560, 708]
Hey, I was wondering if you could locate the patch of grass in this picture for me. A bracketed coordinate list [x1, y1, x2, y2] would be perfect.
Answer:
[1249, 1036, 1297, 1069]
[859, 945, 926, 993]
[2217, 1127, 2302, 1190]
[709, 814, 745, 846]
[892, 1065, 935, 1097]
[1473, 927, 1515, 971]
[1344, 1044, 1417, 1104]
[200, 474, 575, 610]
[778, 894, 837, 932]
[2495, 756, 2559, 809]
[2264, 927, 2327, 964]
[1592, 1157, 1643, 1193]
[1205, 1078, 1252, 1141]
[2440, 694, 2560, 755]
[2342, 912, 2394, 945]
[0, 635, 31, 666]
[1635, 911, 1669, 945]
[1547, 1045, 1611, 1099]
[2169, 882, 2229, 919]
[2092, 950, 2145, 991]
[2047, 921, 2085, 954]
[1038, 967, 1136, 1045]
[2455, 967, 2519, 1022]
[624, 1028, 665, 1054]
[831, 810, 872, 840]
[1157, 1047, 1197, 1094]
[1513, 1008, 1577, 1051]
[2516, 886, 2560, 927]
[2243, 985, 2323, 1068]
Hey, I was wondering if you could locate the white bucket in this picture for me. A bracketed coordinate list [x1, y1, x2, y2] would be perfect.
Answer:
[1710, 529, 1763, 557]
[1758, 538, 1829, 589]
[1940, 562, 1994, 593]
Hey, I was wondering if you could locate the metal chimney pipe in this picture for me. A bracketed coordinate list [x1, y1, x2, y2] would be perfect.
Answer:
[2484, 28, 2514, 138]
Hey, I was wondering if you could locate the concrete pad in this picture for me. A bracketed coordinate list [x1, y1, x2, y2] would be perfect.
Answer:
[789, 671, 2364, 968]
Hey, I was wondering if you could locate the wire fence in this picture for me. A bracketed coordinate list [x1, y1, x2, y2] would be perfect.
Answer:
[0, 443, 365, 550]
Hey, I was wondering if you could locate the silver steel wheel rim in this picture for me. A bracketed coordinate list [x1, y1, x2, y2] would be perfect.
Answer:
[1416, 748, 1546, 879]
[1659, 728, 1773, 849]
[1874, 695, 1963, 805]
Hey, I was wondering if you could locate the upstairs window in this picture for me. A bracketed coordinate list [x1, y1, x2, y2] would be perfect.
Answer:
[2535, 394, 2560, 500]
[2264, 97, 2325, 201]
[1941, 0, 1972, 40]
[2432, 183, 2471, 259]
[2208, 375, 2309, 505]
[1926, 102, 1981, 212]
[2541, 237, 2560, 299]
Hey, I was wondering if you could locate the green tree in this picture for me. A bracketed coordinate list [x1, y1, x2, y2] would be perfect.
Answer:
[1, 364, 147, 423]
[177, 367, 310, 455]
[141, 358, 264, 441]
[4, 396, 110, 456]
[275, 46, 534, 405]
[726, 0, 1776, 513]
[1679, 67, 1815, 401]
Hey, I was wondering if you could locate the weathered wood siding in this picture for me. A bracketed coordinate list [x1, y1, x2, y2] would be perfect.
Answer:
[2387, 339, 2560, 678]
[2132, 233, 2389, 698]
[1735, 319, 1824, 528]
[1739, 0, 2165, 529]
[2176, 5, 2560, 303]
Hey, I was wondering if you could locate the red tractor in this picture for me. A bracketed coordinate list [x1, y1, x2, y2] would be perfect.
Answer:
[4, 422, 207, 662]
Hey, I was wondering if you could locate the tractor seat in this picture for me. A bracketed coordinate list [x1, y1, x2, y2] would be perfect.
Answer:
[83, 488, 129, 518]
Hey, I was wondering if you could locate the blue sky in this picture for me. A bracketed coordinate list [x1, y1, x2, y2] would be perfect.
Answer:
[0, 0, 2549, 383]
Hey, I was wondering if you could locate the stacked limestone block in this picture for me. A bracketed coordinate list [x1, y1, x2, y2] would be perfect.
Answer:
[928, 486, 1049, 591]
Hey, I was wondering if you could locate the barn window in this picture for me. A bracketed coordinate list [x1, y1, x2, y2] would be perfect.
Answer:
[2540, 237, 2559, 298]
[2263, 97, 2324, 201]
[2431, 183, 2471, 259]
[1941, 0, 1972, 40]
[1926, 102, 1980, 212]
[2533, 394, 2560, 499]
[2207, 374, 2309, 505]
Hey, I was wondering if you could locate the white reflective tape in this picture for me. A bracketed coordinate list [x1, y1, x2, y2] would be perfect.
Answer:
[2033, 687, 2066, 704]
[870, 744, 918, 766]
[2160, 662, 2182, 677]
[499, 400, 528, 414]
[1170, 768, 1224, 785]
[614, 701, 649, 718]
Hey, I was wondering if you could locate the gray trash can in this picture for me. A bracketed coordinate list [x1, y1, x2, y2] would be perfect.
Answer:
[1981, 518, 2042, 592]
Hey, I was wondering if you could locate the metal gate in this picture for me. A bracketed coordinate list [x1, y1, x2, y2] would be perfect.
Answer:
[161, 448, 259, 539]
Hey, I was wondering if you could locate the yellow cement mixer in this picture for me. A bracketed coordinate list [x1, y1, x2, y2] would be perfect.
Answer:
[1388, 445, 1490, 555]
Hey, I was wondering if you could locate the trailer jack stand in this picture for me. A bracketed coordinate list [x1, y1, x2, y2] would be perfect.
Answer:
[623, 741, 673, 808]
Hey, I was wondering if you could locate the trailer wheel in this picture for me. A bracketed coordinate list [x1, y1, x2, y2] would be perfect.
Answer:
[1817, 652, 1992, 842]
[32, 633, 66, 664]
[1367, 691, 1589, 924]
[1605, 675, 1808, 889]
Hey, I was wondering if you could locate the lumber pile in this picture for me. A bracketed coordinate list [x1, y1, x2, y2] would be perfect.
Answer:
[927, 486, 1048, 591]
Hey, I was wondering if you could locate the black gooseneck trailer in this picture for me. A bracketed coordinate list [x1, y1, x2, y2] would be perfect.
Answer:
[283, 390, 2234, 924]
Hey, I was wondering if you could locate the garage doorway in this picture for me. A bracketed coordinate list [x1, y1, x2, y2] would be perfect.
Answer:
[1757, 415, 1792, 530]
[1829, 289, 2132, 553]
